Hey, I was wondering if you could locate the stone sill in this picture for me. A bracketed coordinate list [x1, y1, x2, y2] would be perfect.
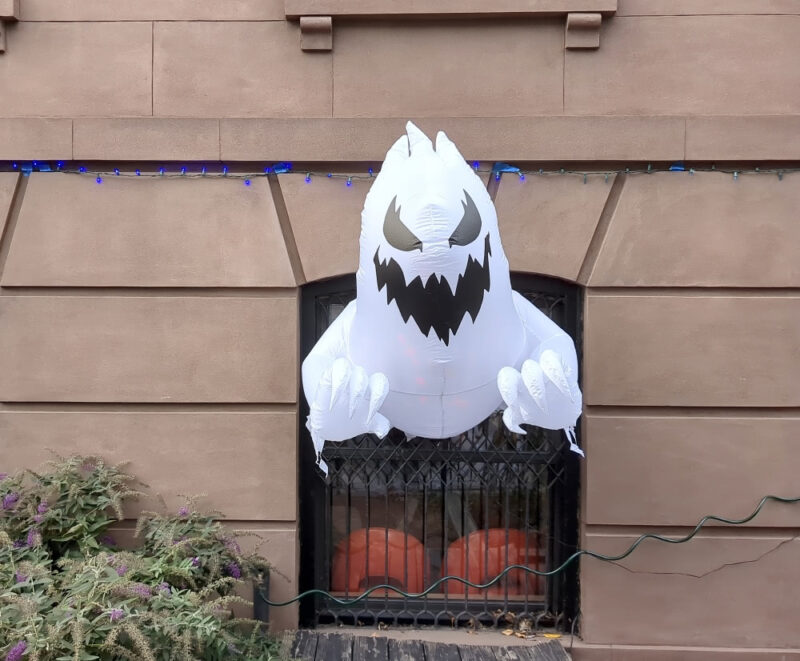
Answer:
[285, 0, 617, 19]
[1, 115, 799, 162]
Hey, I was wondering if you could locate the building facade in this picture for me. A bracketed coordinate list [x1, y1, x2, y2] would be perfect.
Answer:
[2, 1, 800, 658]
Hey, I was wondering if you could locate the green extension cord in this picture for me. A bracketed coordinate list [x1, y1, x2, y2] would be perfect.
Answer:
[260, 494, 800, 608]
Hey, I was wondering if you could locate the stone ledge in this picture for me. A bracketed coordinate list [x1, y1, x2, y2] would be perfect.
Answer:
[285, 0, 617, 19]
[3, 115, 800, 162]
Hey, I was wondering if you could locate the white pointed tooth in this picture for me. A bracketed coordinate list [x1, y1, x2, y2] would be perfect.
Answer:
[348, 366, 369, 419]
[497, 367, 520, 407]
[329, 358, 351, 410]
[540, 350, 574, 402]
[502, 407, 525, 435]
[521, 359, 548, 413]
[366, 372, 389, 423]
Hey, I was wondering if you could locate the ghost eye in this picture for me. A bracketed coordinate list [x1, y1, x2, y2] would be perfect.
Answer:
[449, 191, 482, 247]
[383, 196, 422, 252]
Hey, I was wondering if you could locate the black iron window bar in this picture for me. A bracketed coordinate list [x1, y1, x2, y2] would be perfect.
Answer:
[299, 276, 581, 632]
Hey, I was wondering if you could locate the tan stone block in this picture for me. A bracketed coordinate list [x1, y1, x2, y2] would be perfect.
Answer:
[565, 16, 800, 115]
[0, 22, 151, 117]
[618, 0, 800, 15]
[333, 20, 563, 117]
[585, 415, 800, 527]
[686, 116, 800, 161]
[280, 173, 368, 282]
[222, 116, 684, 162]
[581, 533, 800, 646]
[494, 173, 613, 281]
[589, 172, 800, 287]
[73, 119, 219, 161]
[239, 526, 298, 630]
[153, 22, 331, 118]
[0, 296, 298, 402]
[0, 119, 72, 159]
[0, 0, 18, 20]
[584, 295, 800, 406]
[0, 409, 297, 520]
[0, 172, 18, 225]
[2, 174, 295, 287]
[21, 0, 282, 20]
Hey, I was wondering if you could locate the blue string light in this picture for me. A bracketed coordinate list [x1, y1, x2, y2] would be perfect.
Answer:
[244, 179, 251, 187]
[135, 169, 141, 176]
[79, 166, 87, 173]
[181, 166, 187, 175]
[326, 173, 332, 178]
[346, 177, 352, 187]
[222, 165, 228, 176]
[518, 173, 525, 182]
[96, 176, 102, 184]
[114, 168, 120, 176]
[159, 167, 165, 176]
[305, 173, 312, 184]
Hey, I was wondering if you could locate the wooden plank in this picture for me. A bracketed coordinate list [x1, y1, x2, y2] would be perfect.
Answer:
[422, 642, 461, 661]
[353, 635, 390, 661]
[512, 641, 569, 661]
[492, 647, 527, 661]
[290, 631, 318, 661]
[388, 639, 425, 661]
[459, 645, 501, 661]
[314, 633, 354, 661]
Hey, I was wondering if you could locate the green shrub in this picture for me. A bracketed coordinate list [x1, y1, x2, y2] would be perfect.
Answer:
[1, 456, 281, 661]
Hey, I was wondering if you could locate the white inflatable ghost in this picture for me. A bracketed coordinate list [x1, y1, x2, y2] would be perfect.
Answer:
[302, 122, 583, 472]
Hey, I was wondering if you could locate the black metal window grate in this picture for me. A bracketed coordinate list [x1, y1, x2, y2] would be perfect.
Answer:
[299, 275, 581, 631]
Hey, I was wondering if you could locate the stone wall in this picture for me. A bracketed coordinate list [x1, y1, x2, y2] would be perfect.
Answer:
[1, 0, 800, 656]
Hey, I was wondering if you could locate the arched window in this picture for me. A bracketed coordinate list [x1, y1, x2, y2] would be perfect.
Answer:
[298, 274, 581, 630]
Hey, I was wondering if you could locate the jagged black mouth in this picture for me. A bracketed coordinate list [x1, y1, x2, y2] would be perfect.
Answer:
[373, 234, 491, 345]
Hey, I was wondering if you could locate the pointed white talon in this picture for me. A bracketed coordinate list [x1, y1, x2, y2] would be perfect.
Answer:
[329, 358, 351, 409]
[540, 350, 573, 402]
[502, 407, 525, 434]
[521, 360, 548, 413]
[349, 366, 369, 418]
[497, 366, 520, 407]
[367, 372, 389, 423]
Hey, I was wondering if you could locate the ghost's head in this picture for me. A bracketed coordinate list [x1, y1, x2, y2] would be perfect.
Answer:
[357, 122, 512, 346]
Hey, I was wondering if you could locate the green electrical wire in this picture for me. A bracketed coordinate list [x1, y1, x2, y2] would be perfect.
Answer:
[259, 494, 800, 608]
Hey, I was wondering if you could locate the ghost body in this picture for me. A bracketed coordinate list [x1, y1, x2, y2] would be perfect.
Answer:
[302, 123, 583, 471]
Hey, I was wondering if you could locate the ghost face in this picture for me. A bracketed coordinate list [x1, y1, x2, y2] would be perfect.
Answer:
[358, 123, 510, 347]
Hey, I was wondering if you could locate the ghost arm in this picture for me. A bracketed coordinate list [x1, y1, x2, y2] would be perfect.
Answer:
[497, 292, 584, 456]
[301, 301, 391, 473]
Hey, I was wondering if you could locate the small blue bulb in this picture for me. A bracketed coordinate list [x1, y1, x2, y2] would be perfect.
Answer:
[519, 173, 526, 182]
[472, 161, 480, 170]
[57, 161, 64, 169]
[264, 167, 271, 174]
[305, 173, 312, 183]
[326, 173, 332, 178]
[495, 172, 501, 181]
[135, 169, 141, 176]
[159, 167, 165, 175]
[346, 177, 352, 187]
[368, 168, 374, 176]
[114, 168, 120, 176]
[181, 166, 187, 175]
[12, 162, 18, 169]
[79, 166, 87, 173]
[223, 166, 228, 175]
[244, 179, 251, 186]
[96, 176, 103, 184]
[201, 167, 207, 175]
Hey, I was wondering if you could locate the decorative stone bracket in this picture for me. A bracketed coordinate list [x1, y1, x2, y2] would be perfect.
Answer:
[286, 0, 615, 52]
[0, 0, 19, 54]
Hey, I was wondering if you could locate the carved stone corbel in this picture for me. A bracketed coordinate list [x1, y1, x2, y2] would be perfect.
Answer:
[299, 16, 332, 51]
[0, 0, 19, 54]
[565, 12, 602, 50]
